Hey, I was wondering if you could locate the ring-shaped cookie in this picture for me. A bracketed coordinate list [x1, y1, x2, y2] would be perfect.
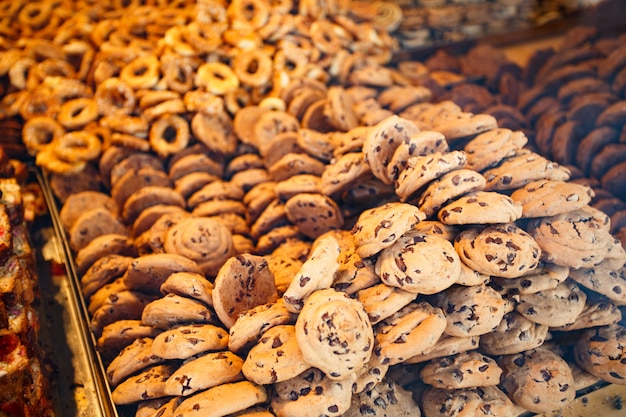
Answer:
[196, 62, 240, 95]
[119, 54, 161, 90]
[22, 116, 65, 155]
[149, 113, 190, 158]
[233, 49, 273, 88]
[94, 77, 136, 117]
[54, 130, 102, 163]
[57, 97, 99, 129]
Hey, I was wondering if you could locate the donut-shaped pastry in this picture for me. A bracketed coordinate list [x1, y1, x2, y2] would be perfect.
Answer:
[119, 54, 160, 90]
[53, 130, 102, 163]
[57, 97, 98, 129]
[94, 77, 136, 116]
[295, 288, 374, 380]
[196, 62, 240, 95]
[233, 49, 273, 88]
[22, 116, 64, 155]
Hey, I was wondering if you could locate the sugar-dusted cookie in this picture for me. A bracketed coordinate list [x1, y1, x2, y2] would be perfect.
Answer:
[454, 223, 541, 278]
[395, 150, 467, 202]
[151, 323, 229, 360]
[351, 201, 426, 258]
[421, 351, 502, 389]
[480, 311, 549, 356]
[296, 288, 373, 379]
[438, 191, 522, 225]
[212, 253, 278, 328]
[499, 347, 576, 413]
[165, 350, 244, 396]
[242, 324, 310, 385]
[376, 231, 461, 294]
[515, 280, 587, 328]
[375, 301, 447, 366]
[417, 168, 486, 218]
[510, 179, 594, 218]
[270, 368, 355, 417]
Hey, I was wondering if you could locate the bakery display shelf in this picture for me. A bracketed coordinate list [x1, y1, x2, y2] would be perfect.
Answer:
[33, 166, 120, 417]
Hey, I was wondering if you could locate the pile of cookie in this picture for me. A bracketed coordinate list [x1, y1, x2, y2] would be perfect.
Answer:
[2, 1, 626, 417]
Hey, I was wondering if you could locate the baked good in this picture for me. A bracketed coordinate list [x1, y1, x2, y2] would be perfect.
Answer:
[173, 380, 268, 416]
[438, 191, 523, 225]
[151, 323, 229, 360]
[420, 385, 516, 417]
[514, 280, 587, 328]
[575, 324, 626, 384]
[499, 347, 576, 413]
[420, 351, 503, 389]
[295, 288, 374, 379]
[480, 312, 549, 356]
[454, 224, 541, 278]
[510, 179, 594, 218]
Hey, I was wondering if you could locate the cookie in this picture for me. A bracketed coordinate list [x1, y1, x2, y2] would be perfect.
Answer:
[438, 191, 523, 225]
[96, 319, 161, 360]
[479, 312, 549, 356]
[601, 160, 626, 200]
[490, 261, 569, 298]
[386, 130, 449, 183]
[74, 233, 136, 276]
[88, 277, 132, 315]
[130, 204, 188, 239]
[362, 115, 421, 185]
[141, 294, 219, 329]
[431, 112, 498, 142]
[124, 253, 204, 292]
[550, 120, 588, 165]
[375, 231, 461, 294]
[283, 233, 341, 313]
[80, 254, 134, 298]
[343, 377, 417, 417]
[596, 100, 626, 127]
[284, 192, 344, 239]
[121, 185, 186, 225]
[421, 351, 503, 389]
[510, 179, 594, 218]
[351, 351, 389, 394]
[528, 206, 614, 269]
[276, 174, 322, 200]
[165, 350, 244, 396]
[110, 166, 171, 210]
[69, 206, 128, 252]
[187, 180, 244, 209]
[417, 168, 486, 218]
[59, 190, 118, 232]
[321, 152, 370, 197]
[163, 216, 236, 277]
[270, 367, 355, 417]
[173, 381, 268, 417]
[499, 347, 576, 413]
[574, 324, 626, 384]
[454, 224, 541, 278]
[404, 334, 480, 364]
[435, 284, 507, 337]
[106, 337, 163, 387]
[394, 150, 467, 202]
[242, 324, 310, 385]
[167, 151, 224, 182]
[295, 288, 374, 379]
[212, 253, 278, 328]
[482, 150, 571, 192]
[568, 261, 626, 305]
[421, 385, 515, 417]
[110, 364, 175, 405]
[356, 283, 418, 324]
[160, 271, 214, 307]
[374, 301, 447, 366]
[590, 143, 626, 180]
[350, 201, 426, 258]
[151, 323, 229, 360]
[552, 300, 622, 331]
[515, 280, 587, 328]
